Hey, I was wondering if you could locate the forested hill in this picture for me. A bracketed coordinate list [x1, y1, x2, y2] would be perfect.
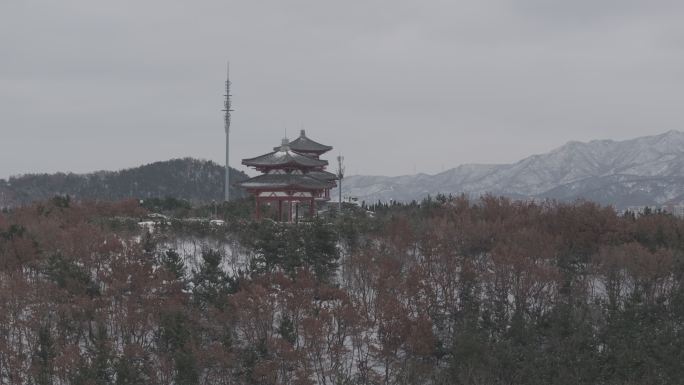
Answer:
[0, 158, 248, 206]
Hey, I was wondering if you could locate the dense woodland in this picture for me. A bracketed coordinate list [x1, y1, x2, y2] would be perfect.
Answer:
[0, 159, 247, 207]
[1, 195, 684, 384]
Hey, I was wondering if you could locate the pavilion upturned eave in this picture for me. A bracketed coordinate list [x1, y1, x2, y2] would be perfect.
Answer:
[242, 150, 328, 169]
[237, 173, 334, 190]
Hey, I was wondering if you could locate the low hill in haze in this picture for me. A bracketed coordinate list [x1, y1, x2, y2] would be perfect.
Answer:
[0, 158, 248, 207]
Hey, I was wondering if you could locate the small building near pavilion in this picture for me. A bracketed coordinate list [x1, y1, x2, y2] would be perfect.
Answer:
[239, 130, 337, 221]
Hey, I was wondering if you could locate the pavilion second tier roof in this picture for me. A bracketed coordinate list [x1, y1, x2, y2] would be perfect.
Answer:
[238, 173, 335, 190]
[243, 143, 328, 169]
[307, 170, 338, 182]
[273, 130, 332, 154]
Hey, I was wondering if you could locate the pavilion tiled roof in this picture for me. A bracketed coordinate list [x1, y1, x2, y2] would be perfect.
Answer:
[273, 130, 332, 154]
[238, 173, 334, 190]
[243, 141, 328, 169]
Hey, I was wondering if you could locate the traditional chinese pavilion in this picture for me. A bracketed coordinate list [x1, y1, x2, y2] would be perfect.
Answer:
[239, 130, 337, 221]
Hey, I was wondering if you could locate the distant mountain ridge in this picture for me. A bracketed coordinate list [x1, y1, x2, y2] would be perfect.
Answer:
[338, 130, 684, 209]
[0, 158, 248, 207]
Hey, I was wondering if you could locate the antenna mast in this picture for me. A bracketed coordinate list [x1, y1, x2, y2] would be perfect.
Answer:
[223, 62, 234, 202]
[337, 155, 345, 212]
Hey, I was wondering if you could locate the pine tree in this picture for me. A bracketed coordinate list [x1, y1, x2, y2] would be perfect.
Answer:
[277, 315, 296, 345]
[158, 311, 198, 385]
[161, 249, 186, 281]
[73, 322, 112, 385]
[114, 356, 147, 385]
[31, 324, 55, 385]
[302, 220, 339, 282]
[191, 248, 235, 310]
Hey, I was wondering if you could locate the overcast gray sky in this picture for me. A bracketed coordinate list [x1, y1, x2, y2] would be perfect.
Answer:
[2, 0, 683, 178]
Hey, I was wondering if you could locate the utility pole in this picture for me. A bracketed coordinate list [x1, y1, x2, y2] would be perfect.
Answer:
[223, 62, 234, 202]
[337, 155, 344, 212]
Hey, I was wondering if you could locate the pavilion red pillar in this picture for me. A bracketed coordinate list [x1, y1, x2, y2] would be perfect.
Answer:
[278, 200, 283, 222]
[309, 198, 315, 218]
[288, 200, 293, 223]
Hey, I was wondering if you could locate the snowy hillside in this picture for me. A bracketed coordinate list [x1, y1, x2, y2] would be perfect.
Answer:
[337, 130, 684, 208]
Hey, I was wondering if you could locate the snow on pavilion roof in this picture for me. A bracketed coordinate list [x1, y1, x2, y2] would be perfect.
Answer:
[242, 145, 328, 169]
[273, 130, 333, 154]
[238, 173, 334, 190]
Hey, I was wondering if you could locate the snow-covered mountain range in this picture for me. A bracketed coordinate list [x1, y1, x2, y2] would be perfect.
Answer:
[338, 130, 684, 208]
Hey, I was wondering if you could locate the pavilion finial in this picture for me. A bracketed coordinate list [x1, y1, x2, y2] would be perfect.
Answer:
[300, 129, 306, 137]
[280, 137, 290, 151]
